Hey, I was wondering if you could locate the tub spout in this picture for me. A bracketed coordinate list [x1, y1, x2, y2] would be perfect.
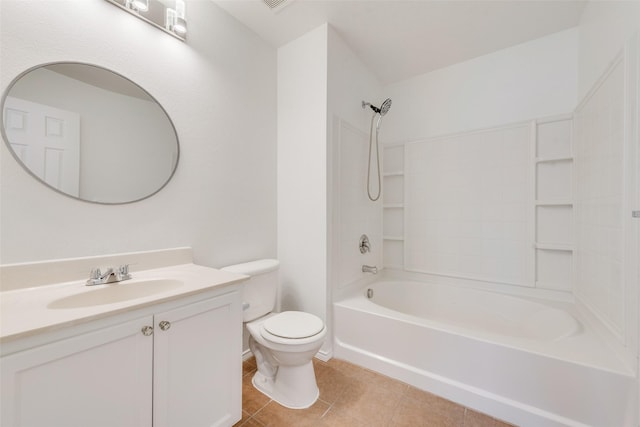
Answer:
[362, 265, 378, 274]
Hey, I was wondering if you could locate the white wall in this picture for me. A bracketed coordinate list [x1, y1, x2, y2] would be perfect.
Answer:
[327, 28, 383, 131]
[376, 28, 579, 297]
[578, 0, 640, 100]
[277, 24, 383, 359]
[0, 0, 277, 267]
[383, 28, 579, 142]
[277, 25, 328, 324]
[327, 26, 383, 291]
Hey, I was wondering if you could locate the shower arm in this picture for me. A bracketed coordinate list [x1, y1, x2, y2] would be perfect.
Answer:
[362, 100, 381, 114]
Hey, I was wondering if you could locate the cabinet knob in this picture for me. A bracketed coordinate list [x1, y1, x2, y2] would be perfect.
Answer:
[159, 320, 171, 331]
[141, 326, 154, 336]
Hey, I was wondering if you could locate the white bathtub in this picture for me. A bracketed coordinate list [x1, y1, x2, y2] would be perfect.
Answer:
[333, 280, 636, 427]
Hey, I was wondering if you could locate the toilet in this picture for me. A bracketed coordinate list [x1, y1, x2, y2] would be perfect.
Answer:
[222, 259, 326, 409]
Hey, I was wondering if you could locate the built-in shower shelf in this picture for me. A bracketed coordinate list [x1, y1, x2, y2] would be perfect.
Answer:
[535, 243, 574, 252]
[383, 146, 405, 270]
[535, 200, 573, 206]
[533, 116, 574, 293]
[535, 156, 573, 164]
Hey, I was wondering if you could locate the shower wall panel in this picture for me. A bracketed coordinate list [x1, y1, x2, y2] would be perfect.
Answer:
[574, 55, 627, 340]
[404, 124, 532, 287]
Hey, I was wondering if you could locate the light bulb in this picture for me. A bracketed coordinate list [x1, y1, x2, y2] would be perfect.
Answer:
[131, 0, 148, 12]
[174, 17, 187, 36]
[165, 8, 177, 31]
[175, 0, 186, 18]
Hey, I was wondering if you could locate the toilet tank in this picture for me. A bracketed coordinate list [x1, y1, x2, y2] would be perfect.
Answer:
[221, 259, 279, 322]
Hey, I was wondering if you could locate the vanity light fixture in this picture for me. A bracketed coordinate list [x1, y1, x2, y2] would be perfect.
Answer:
[165, 13, 187, 36]
[175, 0, 186, 19]
[105, 0, 187, 41]
[128, 0, 148, 12]
[165, 0, 187, 37]
[174, 17, 187, 36]
[165, 8, 178, 33]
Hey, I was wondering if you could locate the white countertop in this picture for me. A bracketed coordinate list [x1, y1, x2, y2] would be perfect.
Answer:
[0, 263, 248, 342]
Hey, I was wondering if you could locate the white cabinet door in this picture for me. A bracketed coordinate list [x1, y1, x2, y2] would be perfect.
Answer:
[152, 292, 242, 427]
[1, 316, 153, 427]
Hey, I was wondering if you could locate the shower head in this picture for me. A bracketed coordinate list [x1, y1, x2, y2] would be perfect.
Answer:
[362, 98, 392, 116]
[379, 98, 392, 116]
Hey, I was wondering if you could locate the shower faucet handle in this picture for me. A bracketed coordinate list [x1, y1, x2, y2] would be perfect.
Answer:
[359, 235, 371, 253]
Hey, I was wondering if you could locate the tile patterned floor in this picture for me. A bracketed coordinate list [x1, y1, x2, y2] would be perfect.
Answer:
[234, 357, 517, 427]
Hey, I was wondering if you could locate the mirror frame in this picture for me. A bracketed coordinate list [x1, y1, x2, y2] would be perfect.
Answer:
[1, 61, 180, 205]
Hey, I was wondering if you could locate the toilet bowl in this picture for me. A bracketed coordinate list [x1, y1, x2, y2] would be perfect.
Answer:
[221, 259, 326, 409]
[246, 311, 326, 409]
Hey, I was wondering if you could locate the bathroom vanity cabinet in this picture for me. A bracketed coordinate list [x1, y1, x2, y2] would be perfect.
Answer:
[1, 289, 242, 427]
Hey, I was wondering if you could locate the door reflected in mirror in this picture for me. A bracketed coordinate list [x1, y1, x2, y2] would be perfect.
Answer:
[1, 62, 179, 204]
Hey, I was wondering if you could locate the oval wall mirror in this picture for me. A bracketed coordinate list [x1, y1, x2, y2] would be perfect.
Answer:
[1, 62, 179, 204]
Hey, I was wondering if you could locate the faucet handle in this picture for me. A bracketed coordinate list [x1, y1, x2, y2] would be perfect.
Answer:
[116, 264, 131, 281]
[359, 234, 371, 254]
[86, 268, 103, 286]
[89, 268, 101, 280]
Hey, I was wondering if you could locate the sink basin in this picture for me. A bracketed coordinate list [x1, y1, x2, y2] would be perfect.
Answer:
[48, 279, 183, 309]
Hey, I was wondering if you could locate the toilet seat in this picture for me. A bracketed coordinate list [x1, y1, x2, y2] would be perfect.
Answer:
[259, 311, 326, 346]
[263, 311, 324, 339]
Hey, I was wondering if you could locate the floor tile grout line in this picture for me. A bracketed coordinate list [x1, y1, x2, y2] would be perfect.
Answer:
[241, 357, 516, 427]
[242, 415, 265, 427]
[249, 402, 271, 425]
[253, 398, 273, 417]
[319, 401, 333, 419]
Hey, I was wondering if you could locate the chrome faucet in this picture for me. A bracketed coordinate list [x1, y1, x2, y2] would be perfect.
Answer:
[362, 265, 378, 274]
[86, 265, 131, 286]
[359, 235, 371, 253]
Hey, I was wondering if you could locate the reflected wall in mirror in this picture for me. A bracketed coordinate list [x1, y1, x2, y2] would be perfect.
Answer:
[1, 62, 179, 204]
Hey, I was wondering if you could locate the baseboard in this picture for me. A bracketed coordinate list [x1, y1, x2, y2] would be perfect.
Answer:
[315, 347, 333, 362]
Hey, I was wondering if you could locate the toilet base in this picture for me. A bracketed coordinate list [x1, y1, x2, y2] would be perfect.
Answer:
[251, 360, 320, 409]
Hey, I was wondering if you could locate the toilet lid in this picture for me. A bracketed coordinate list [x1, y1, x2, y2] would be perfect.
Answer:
[263, 311, 324, 339]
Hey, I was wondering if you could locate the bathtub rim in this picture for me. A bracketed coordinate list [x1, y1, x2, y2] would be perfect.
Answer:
[337, 268, 577, 304]
[335, 275, 634, 377]
[336, 268, 635, 373]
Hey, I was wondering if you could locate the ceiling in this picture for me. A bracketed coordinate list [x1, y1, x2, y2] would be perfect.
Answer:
[213, 0, 587, 85]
